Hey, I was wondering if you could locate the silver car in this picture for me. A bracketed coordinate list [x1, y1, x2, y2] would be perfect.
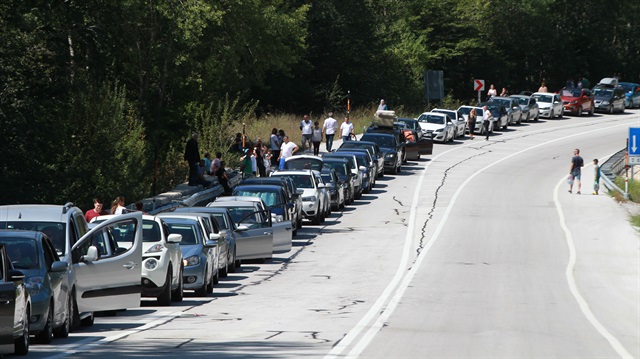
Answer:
[431, 108, 466, 138]
[488, 96, 523, 125]
[272, 170, 329, 225]
[510, 95, 539, 121]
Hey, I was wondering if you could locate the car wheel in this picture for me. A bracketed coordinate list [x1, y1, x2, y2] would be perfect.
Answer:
[577, 107, 582, 117]
[517, 114, 522, 125]
[620, 104, 625, 113]
[53, 295, 71, 339]
[609, 105, 614, 114]
[80, 312, 94, 327]
[312, 211, 321, 225]
[172, 267, 184, 302]
[589, 106, 594, 116]
[157, 270, 172, 306]
[558, 109, 563, 118]
[549, 110, 554, 119]
[630, 100, 634, 108]
[220, 255, 228, 278]
[195, 269, 208, 297]
[35, 304, 53, 344]
[535, 113, 539, 121]
[14, 307, 29, 355]
[233, 247, 241, 270]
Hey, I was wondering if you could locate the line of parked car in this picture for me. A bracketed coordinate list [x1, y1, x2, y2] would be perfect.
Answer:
[414, 77, 638, 143]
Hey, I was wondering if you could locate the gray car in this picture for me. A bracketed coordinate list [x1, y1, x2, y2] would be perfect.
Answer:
[510, 95, 539, 121]
[488, 96, 523, 125]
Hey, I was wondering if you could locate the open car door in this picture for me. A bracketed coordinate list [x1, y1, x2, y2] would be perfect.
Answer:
[71, 212, 142, 313]
[234, 210, 273, 261]
[0, 246, 16, 353]
[271, 214, 292, 254]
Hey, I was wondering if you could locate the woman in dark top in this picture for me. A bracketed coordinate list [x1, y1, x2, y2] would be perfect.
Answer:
[254, 139, 266, 177]
[467, 108, 477, 140]
[216, 161, 232, 195]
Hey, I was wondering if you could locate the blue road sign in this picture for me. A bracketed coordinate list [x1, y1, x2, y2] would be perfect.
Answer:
[629, 128, 640, 164]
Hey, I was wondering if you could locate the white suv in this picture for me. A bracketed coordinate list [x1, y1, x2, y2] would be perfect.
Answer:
[93, 215, 183, 306]
[0, 204, 143, 327]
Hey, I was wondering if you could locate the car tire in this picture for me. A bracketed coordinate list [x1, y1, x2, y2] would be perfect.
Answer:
[172, 267, 184, 302]
[35, 305, 53, 344]
[14, 308, 29, 355]
[207, 268, 215, 293]
[558, 109, 563, 118]
[577, 107, 582, 117]
[220, 255, 228, 278]
[630, 100, 634, 108]
[312, 211, 321, 225]
[609, 105, 614, 114]
[53, 295, 71, 339]
[157, 270, 172, 306]
[589, 106, 594, 116]
[195, 270, 208, 297]
[80, 312, 94, 327]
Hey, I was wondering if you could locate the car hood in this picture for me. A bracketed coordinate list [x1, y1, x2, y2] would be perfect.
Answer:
[180, 244, 202, 258]
[418, 122, 445, 131]
[380, 148, 397, 156]
[561, 96, 580, 102]
[594, 95, 613, 101]
[537, 102, 552, 108]
[301, 188, 318, 197]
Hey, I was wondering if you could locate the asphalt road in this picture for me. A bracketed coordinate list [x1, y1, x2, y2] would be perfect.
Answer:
[28, 111, 640, 359]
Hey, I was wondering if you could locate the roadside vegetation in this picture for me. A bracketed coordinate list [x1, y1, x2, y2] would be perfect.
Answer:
[612, 177, 640, 227]
[3, 1, 640, 209]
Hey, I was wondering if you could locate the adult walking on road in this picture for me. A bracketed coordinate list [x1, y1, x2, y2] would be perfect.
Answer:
[482, 106, 492, 140]
[300, 115, 313, 152]
[323, 112, 338, 152]
[184, 132, 200, 186]
[278, 135, 299, 170]
[311, 121, 323, 156]
[340, 117, 354, 142]
[568, 148, 584, 194]
[467, 108, 477, 140]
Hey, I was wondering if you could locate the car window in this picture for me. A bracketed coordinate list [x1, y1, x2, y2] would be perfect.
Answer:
[212, 213, 229, 230]
[417, 114, 444, 124]
[285, 158, 323, 171]
[0, 238, 39, 270]
[234, 190, 282, 207]
[72, 218, 137, 262]
[1, 221, 67, 256]
[142, 220, 162, 243]
[166, 223, 199, 245]
[532, 94, 552, 103]
[288, 175, 313, 189]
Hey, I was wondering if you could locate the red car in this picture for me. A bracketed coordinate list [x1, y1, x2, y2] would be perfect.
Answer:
[560, 87, 594, 116]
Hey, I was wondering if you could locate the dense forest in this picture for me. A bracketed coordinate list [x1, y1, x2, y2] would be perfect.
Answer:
[2, 0, 639, 207]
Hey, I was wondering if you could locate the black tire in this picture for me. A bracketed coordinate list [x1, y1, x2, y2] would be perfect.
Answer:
[230, 248, 238, 273]
[589, 106, 594, 116]
[220, 254, 228, 278]
[210, 267, 218, 289]
[550, 110, 554, 119]
[35, 305, 53, 344]
[194, 275, 208, 297]
[630, 100, 634, 108]
[14, 308, 29, 355]
[609, 105, 614, 114]
[577, 107, 582, 117]
[53, 295, 71, 339]
[157, 270, 172, 306]
[312, 212, 321, 225]
[80, 312, 94, 327]
[172, 267, 184, 302]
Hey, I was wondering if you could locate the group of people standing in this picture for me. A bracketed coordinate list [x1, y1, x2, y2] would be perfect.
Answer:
[84, 196, 146, 222]
[465, 106, 493, 141]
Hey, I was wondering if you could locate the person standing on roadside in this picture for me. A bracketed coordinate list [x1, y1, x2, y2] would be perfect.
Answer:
[278, 135, 299, 170]
[487, 84, 497, 99]
[467, 108, 477, 140]
[482, 106, 492, 140]
[323, 112, 338, 152]
[210, 152, 222, 175]
[270, 128, 281, 167]
[254, 139, 266, 177]
[216, 161, 232, 195]
[311, 121, 323, 156]
[241, 149, 255, 179]
[300, 115, 313, 152]
[538, 81, 548, 93]
[340, 117, 354, 142]
[184, 132, 200, 186]
[377, 99, 388, 112]
[203, 152, 212, 175]
[593, 158, 600, 195]
[111, 196, 127, 215]
[85, 198, 108, 222]
[568, 148, 584, 194]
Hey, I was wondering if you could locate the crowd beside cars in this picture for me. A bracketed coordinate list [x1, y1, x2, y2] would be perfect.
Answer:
[0, 77, 636, 356]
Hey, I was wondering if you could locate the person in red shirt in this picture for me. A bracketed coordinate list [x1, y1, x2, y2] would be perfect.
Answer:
[85, 197, 108, 222]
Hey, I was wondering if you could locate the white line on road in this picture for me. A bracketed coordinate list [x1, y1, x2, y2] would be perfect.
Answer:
[325, 118, 637, 359]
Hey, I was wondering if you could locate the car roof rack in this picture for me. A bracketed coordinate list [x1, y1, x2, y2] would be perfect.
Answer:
[62, 202, 75, 214]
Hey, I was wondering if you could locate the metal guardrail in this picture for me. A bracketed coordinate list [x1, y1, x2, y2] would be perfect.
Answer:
[600, 148, 629, 199]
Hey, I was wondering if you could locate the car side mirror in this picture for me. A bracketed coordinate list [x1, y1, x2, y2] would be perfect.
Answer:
[167, 233, 183, 243]
[81, 246, 99, 262]
[318, 183, 326, 188]
[358, 166, 366, 171]
[50, 261, 68, 273]
[235, 225, 249, 232]
[209, 233, 221, 241]
[9, 269, 25, 281]
[204, 239, 218, 248]
[296, 189, 304, 195]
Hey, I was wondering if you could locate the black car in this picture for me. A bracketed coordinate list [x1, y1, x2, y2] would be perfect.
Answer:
[338, 141, 385, 178]
[365, 124, 407, 163]
[360, 133, 402, 174]
[593, 84, 626, 114]
[0, 243, 30, 356]
[320, 168, 345, 210]
[321, 157, 355, 205]
[240, 177, 303, 234]
[334, 150, 375, 193]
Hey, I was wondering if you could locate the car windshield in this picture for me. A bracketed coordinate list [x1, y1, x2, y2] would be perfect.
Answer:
[361, 135, 394, 147]
[533, 94, 552, 103]
[323, 162, 347, 176]
[234, 190, 282, 208]
[433, 110, 455, 119]
[515, 97, 529, 105]
[0, 238, 39, 270]
[487, 106, 501, 117]
[0, 221, 66, 256]
[224, 207, 261, 226]
[166, 223, 199, 245]
[620, 83, 635, 93]
[491, 99, 511, 107]
[398, 119, 417, 130]
[593, 88, 613, 96]
[321, 174, 334, 184]
[142, 220, 162, 243]
[417, 114, 444, 124]
[562, 89, 582, 97]
[286, 175, 313, 189]
[285, 158, 323, 171]
[211, 213, 229, 230]
[458, 107, 483, 117]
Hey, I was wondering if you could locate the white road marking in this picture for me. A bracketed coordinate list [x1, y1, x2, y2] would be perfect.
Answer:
[325, 117, 638, 359]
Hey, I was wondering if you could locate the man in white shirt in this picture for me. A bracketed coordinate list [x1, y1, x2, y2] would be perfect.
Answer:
[482, 106, 492, 140]
[340, 117, 354, 142]
[300, 115, 313, 152]
[323, 112, 338, 152]
[278, 135, 299, 170]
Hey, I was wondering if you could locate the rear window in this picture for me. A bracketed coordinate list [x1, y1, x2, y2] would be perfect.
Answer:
[0, 238, 39, 270]
[0, 221, 66, 256]
[166, 223, 199, 245]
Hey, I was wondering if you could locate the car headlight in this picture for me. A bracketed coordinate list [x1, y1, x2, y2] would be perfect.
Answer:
[25, 276, 44, 295]
[144, 258, 158, 270]
[145, 244, 164, 254]
[385, 153, 394, 159]
[435, 128, 443, 132]
[302, 196, 317, 202]
[570, 100, 578, 104]
[602, 101, 610, 105]
[183, 255, 200, 267]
